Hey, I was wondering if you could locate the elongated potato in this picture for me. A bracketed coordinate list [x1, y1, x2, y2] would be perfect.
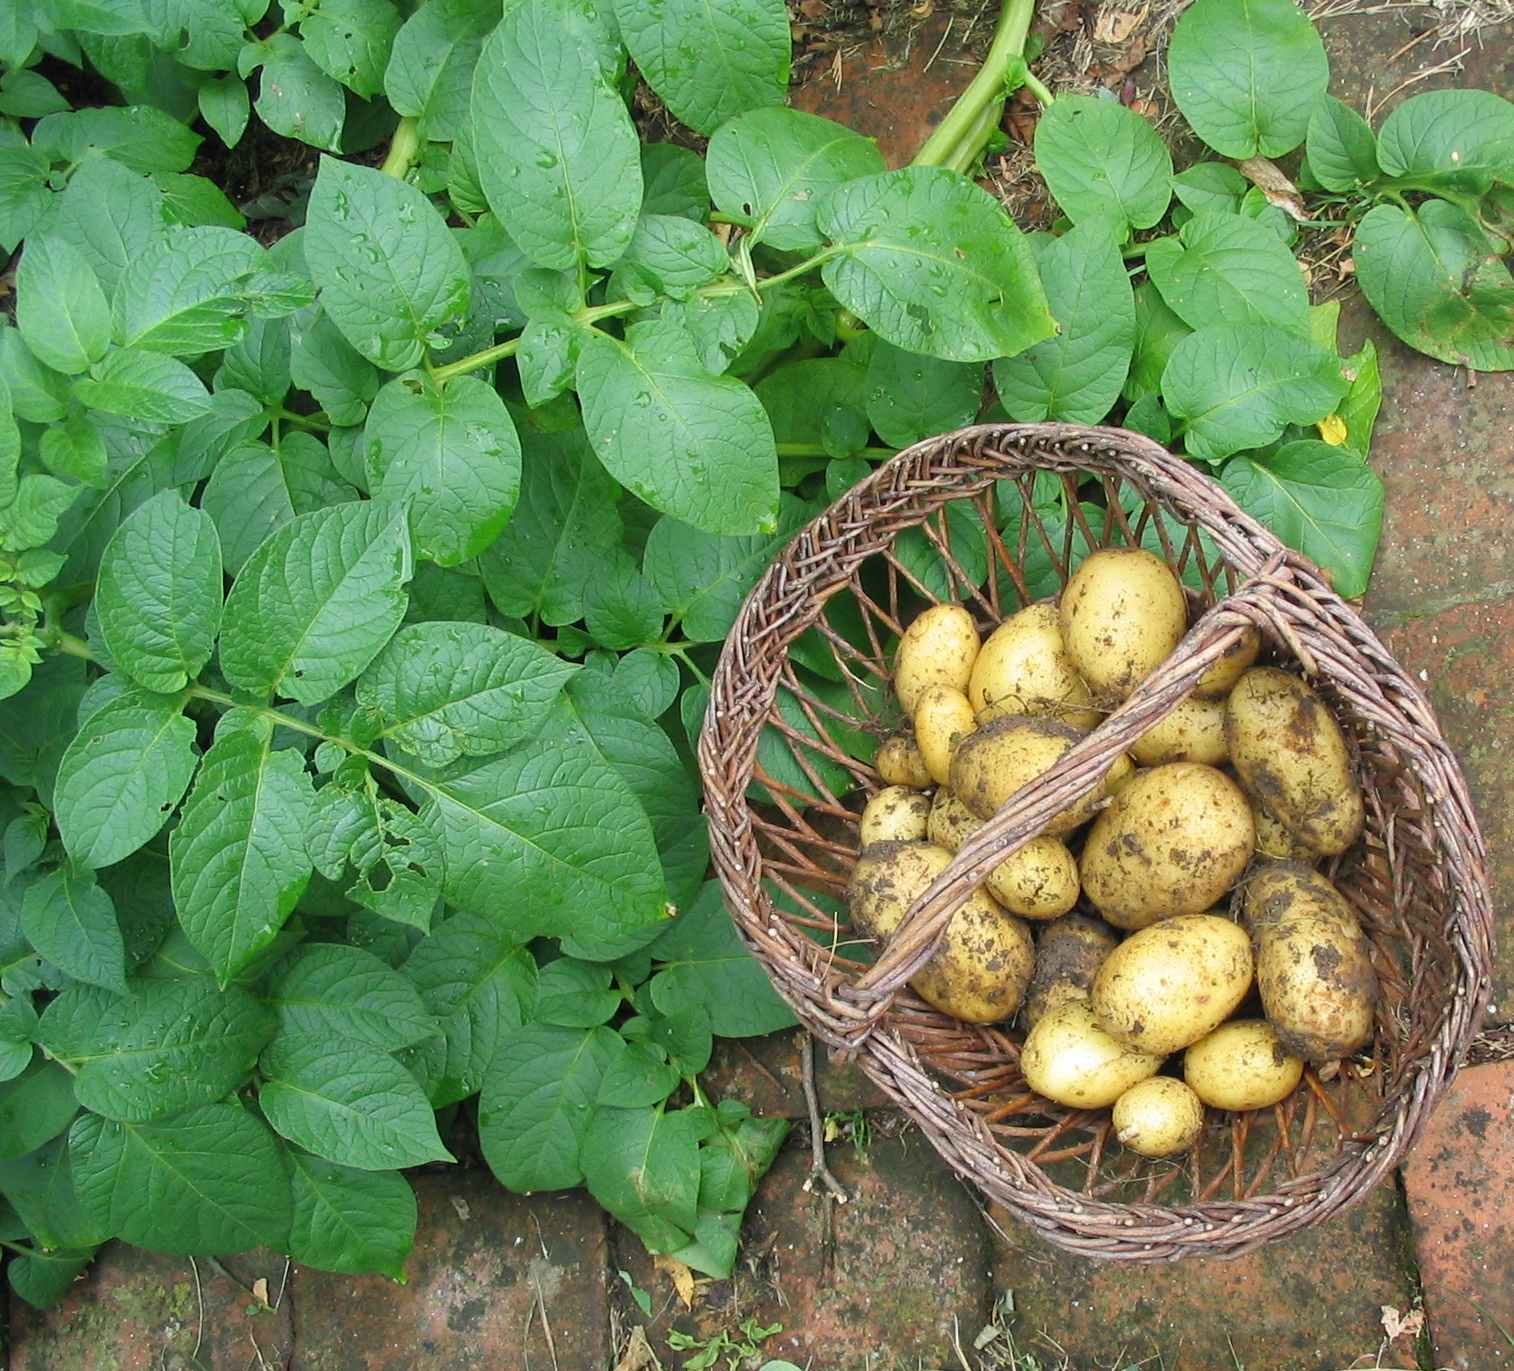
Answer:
[876, 732, 932, 789]
[1129, 694, 1228, 766]
[1184, 1020, 1304, 1110]
[1194, 624, 1261, 699]
[1022, 999, 1163, 1108]
[1113, 1077, 1206, 1157]
[1059, 547, 1187, 701]
[1079, 764, 1255, 929]
[927, 788, 981, 852]
[949, 715, 1118, 836]
[968, 602, 1099, 728]
[859, 786, 932, 847]
[914, 684, 976, 786]
[895, 604, 980, 716]
[1091, 913, 1254, 1054]
[1226, 667, 1364, 856]
[985, 836, 1079, 920]
[1023, 914, 1120, 1028]
[1250, 796, 1316, 861]
[847, 841, 1033, 1023]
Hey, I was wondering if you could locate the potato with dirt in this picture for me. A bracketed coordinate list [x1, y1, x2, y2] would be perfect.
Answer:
[1090, 913, 1254, 1054]
[1059, 547, 1187, 700]
[949, 714, 1120, 835]
[1183, 1020, 1304, 1111]
[1112, 1077, 1206, 1157]
[968, 602, 1099, 728]
[1022, 914, 1120, 1028]
[913, 683, 977, 785]
[876, 732, 933, 789]
[1194, 624, 1261, 699]
[1079, 763, 1255, 929]
[894, 604, 980, 716]
[1129, 693, 1228, 766]
[1226, 667, 1364, 856]
[859, 786, 932, 847]
[1021, 999, 1164, 1108]
[922, 787, 1077, 920]
[1249, 795, 1317, 862]
[847, 840, 1033, 1023]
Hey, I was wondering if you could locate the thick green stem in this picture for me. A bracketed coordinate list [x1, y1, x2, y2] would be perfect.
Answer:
[912, 0, 1036, 170]
[380, 117, 421, 179]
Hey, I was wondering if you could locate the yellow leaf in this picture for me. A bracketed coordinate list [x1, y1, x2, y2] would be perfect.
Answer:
[1317, 414, 1348, 446]
[654, 1254, 696, 1308]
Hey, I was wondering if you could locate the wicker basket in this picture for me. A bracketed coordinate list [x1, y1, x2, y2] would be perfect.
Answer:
[698, 422, 1494, 1261]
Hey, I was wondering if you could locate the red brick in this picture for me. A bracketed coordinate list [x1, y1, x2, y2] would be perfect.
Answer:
[700, 1029, 893, 1120]
[1402, 1061, 1514, 1370]
[294, 1168, 609, 1371]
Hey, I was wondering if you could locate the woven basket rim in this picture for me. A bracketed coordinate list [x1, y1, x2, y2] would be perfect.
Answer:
[697, 420, 1495, 1261]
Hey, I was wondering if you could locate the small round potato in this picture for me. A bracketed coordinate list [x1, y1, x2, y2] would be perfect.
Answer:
[1183, 1020, 1304, 1111]
[847, 841, 1033, 1023]
[859, 786, 932, 847]
[967, 602, 1100, 728]
[914, 684, 977, 786]
[949, 715, 1120, 836]
[1079, 764, 1255, 930]
[1250, 797, 1317, 861]
[927, 788, 981, 852]
[1226, 667, 1364, 856]
[1129, 694, 1229, 766]
[1059, 547, 1187, 701]
[1023, 915, 1120, 1028]
[1091, 913, 1254, 1054]
[876, 733, 933, 789]
[895, 604, 980, 716]
[1113, 1077, 1206, 1157]
[984, 836, 1080, 921]
[1193, 624, 1261, 700]
[1021, 999, 1164, 1109]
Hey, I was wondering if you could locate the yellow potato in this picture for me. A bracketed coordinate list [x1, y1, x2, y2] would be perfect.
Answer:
[1090, 913, 1254, 1054]
[1112, 1077, 1206, 1157]
[1183, 1020, 1304, 1111]
[967, 602, 1100, 728]
[1079, 763, 1255, 930]
[1225, 667, 1364, 856]
[913, 684, 976, 786]
[894, 604, 980, 716]
[876, 733, 932, 789]
[949, 715, 1119, 836]
[985, 836, 1080, 921]
[927, 787, 981, 852]
[1250, 796, 1317, 861]
[1105, 751, 1139, 795]
[1059, 547, 1187, 701]
[1021, 999, 1163, 1109]
[847, 841, 1033, 1023]
[1023, 914, 1120, 1028]
[1194, 624, 1261, 699]
[859, 786, 932, 847]
[1129, 694, 1229, 766]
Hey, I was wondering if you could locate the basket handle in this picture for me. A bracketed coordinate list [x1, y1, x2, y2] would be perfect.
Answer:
[834, 563, 1295, 1049]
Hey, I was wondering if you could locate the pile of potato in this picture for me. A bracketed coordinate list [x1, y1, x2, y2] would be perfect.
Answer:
[847, 547, 1377, 1159]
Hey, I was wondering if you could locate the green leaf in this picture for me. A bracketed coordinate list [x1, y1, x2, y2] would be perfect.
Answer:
[577, 317, 779, 535]
[0, 1137, 110, 1251]
[218, 316, 291, 404]
[650, 882, 797, 1037]
[8, 1246, 97, 1309]
[154, 171, 244, 230]
[220, 502, 412, 705]
[290, 312, 380, 427]
[615, 215, 730, 301]
[818, 166, 1055, 363]
[259, 1032, 454, 1170]
[169, 721, 316, 985]
[1145, 210, 1310, 334]
[113, 225, 262, 356]
[267, 944, 436, 1052]
[535, 958, 622, 1027]
[0, 69, 69, 118]
[253, 35, 345, 151]
[70, 1103, 291, 1254]
[40, 412, 109, 487]
[417, 697, 669, 961]
[73, 348, 211, 424]
[1377, 89, 1514, 195]
[20, 865, 128, 994]
[1168, 0, 1328, 159]
[40, 0, 149, 35]
[641, 143, 709, 222]
[402, 910, 537, 1105]
[39, 979, 274, 1121]
[288, 1151, 416, 1279]
[51, 156, 164, 297]
[1339, 339, 1381, 457]
[1306, 95, 1380, 192]
[993, 217, 1135, 424]
[1123, 281, 1192, 403]
[1352, 199, 1514, 371]
[1170, 161, 1248, 215]
[0, 146, 50, 255]
[1221, 441, 1383, 597]
[598, 1040, 680, 1107]
[299, 0, 400, 99]
[863, 339, 981, 447]
[16, 238, 112, 375]
[357, 621, 577, 767]
[705, 108, 882, 252]
[0, 473, 81, 554]
[0, 1061, 79, 1160]
[479, 1023, 622, 1189]
[471, 0, 642, 271]
[614, 0, 788, 136]
[95, 491, 221, 693]
[34, 106, 200, 175]
[581, 1104, 702, 1250]
[583, 558, 666, 648]
[199, 75, 250, 149]
[0, 326, 70, 424]
[54, 689, 198, 869]
[1161, 323, 1347, 462]
[363, 374, 521, 566]
[305, 158, 471, 372]
[385, 0, 496, 142]
[0, 994, 34, 1081]
[1033, 94, 1172, 233]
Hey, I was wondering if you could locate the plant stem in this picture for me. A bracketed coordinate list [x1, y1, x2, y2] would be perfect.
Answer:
[380, 117, 421, 179]
[912, 0, 1036, 170]
[1022, 69, 1054, 107]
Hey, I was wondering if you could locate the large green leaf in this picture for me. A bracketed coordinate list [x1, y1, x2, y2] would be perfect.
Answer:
[266, 944, 436, 1053]
[112, 225, 261, 357]
[288, 1151, 416, 1279]
[1145, 210, 1310, 334]
[1033, 94, 1172, 234]
[253, 35, 345, 151]
[384, 0, 496, 142]
[817, 167, 1055, 363]
[73, 347, 211, 424]
[864, 340, 982, 448]
[0, 1138, 110, 1251]
[581, 1104, 703, 1251]
[1306, 95, 1380, 193]
[299, 0, 400, 100]
[15, 237, 112, 375]
[19, 865, 128, 994]
[0, 1061, 80, 1161]
[1376, 89, 1514, 195]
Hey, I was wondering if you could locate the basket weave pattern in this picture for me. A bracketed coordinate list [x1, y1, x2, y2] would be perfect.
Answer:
[698, 423, 1494, 1260]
